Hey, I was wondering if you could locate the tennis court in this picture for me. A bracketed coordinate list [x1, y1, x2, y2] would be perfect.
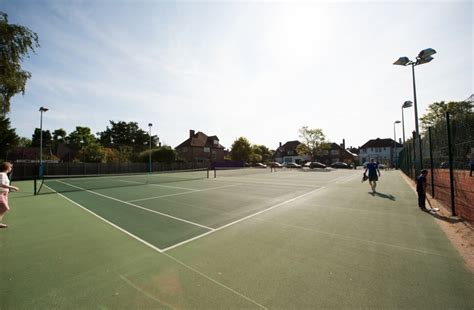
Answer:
[1, 168, 473, 309]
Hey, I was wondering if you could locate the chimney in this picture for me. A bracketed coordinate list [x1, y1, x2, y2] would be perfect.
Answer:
[279, 142, 282, 147]
[189, 130, 195, 138]
[342, 139, 345, 149]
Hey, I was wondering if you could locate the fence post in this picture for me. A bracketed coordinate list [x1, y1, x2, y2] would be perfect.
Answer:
[446, 112, 456, 216]
[428, 127, 435, 197]
[412, 131, 417, 179]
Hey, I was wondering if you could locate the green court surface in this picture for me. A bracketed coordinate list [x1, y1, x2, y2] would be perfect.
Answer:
[1, 169, 473, 309]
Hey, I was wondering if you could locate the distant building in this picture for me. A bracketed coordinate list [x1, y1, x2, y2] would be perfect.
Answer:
[316, 142, 358, 165]
[273, 141, 309, 164]
[175, 130, 226, 163]
[359, 138, 403, 166]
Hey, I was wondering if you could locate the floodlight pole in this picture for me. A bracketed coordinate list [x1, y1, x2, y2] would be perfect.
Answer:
[393, 121, 401, 169]
[148, 123, 152, 173]
[401, 101, 412, 144]
[411, 63, 423, 174]
[39, 107, 48, 177]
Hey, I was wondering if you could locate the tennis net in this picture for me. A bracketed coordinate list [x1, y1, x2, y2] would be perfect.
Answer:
[34, 168, 209, 195]
[212, 167, 275, 178]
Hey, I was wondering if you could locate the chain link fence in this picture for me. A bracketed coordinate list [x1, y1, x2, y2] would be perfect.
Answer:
[399, 111, 474, 222]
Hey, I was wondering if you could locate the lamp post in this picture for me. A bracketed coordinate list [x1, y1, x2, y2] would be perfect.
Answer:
[393, 120, 401, 168]
[39, 106, 48, 177]
[394, 48, 436, 175]
[148, 123, 152, 173]
[401, 100, 413, 144]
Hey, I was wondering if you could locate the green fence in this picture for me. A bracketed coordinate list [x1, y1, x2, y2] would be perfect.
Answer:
[399, 112, 474, 222]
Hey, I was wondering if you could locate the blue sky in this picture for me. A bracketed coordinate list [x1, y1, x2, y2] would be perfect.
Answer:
[2, 0, 472, 150]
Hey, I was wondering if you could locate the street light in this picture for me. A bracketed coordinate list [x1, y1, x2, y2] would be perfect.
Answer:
[148, 123, 152, 173]
[401, 100, 413, 144]
[393, 48, 436, 174]
[39, 106, 48, 177]
[393, 120, 401, 168]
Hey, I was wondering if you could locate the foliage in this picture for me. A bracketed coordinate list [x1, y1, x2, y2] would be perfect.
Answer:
[97, 121, 155, 148]
[297, 126, 327, 161]
[17, 136, 31, 147]
[139, 146, 176, 163]
[230, 137, 252, 162]
[78, 142, 106, 163]
[0, 12, 40, 115]
[0, 115, 19, 158]
[420, 101, 473, 130]
[251, 145, 273, 163]
[31, 128, 52, 147]
[67, 126, 97, 149]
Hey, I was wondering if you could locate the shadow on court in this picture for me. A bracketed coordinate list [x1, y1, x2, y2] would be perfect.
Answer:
[367, 191, 396, 201]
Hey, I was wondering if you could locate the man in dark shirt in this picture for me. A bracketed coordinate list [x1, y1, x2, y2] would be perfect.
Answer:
[364, 158, 381, 194]
[416, 169, 429, 211]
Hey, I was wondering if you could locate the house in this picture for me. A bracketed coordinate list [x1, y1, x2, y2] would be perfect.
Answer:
[316, 142, 358, 165]
[273, 141, 309, 164]
[359, 138, 403, 166]
[175, 130, 226, 163]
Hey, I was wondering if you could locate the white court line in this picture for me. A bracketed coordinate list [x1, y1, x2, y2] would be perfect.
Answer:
[128, 183, 242, 203]
[54, 180, 213, 230]
[161, 186, 326, 252]
[118, 179, 199, 191]
[46, 185, 266, 309]
[48, 186, 164, 253]
[211, 178, 319, 189]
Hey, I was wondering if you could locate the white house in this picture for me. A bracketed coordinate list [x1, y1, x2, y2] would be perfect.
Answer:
[359, 138, 403, 167]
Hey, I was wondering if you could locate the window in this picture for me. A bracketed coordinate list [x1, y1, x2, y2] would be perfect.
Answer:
[203, 147, 210, 153]
[288, 150, 294, 155]
[213, 139, 218, 145]
[331, 150, 339, 155]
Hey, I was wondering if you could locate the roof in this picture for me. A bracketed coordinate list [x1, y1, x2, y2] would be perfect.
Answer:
[276, 140, 301, 152]
[360, 138, 403, 149]
[176, 131, 225, 149]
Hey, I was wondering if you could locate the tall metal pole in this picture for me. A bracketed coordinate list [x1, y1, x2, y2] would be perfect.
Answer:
[40, 110, 43, 176]
[411, 64, 423, 174]
[401, 106, 406, 144]
[148, 123, 152, 173]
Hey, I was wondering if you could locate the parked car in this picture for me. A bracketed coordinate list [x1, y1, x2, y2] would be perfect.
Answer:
[252, 163, 267, 168]
[304, 161, 327, 169]
[270, 162, 283, 168]
[283, 162, 301, 168]
[331, 162, 350, 169]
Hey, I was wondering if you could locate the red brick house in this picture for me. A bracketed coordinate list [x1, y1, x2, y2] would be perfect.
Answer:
[175, 130, 226, 163]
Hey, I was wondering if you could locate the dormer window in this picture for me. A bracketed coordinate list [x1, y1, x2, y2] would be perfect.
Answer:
[214, 139, 218, 145]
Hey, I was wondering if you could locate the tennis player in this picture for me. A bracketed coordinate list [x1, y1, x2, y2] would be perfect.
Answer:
[0, 162, 19, 228]
[364, 158, 380, 194]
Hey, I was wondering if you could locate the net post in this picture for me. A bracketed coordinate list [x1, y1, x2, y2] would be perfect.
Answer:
[207, 169, 209, 179]
[214, 168, 217, 178]
[34, 178, 37, 195]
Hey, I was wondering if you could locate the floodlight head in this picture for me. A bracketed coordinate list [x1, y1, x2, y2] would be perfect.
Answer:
[39, 106, 48, 112]
[403, 101, 413, 108]
[393, 57, 411, 66]
[394, 120, 401, 124]
[148, 123, 152, 127]
[418, 48, 436, 59]
[416, 56, 434, 65]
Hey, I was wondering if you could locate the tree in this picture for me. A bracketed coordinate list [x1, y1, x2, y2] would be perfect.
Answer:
[52, 128, 67, 154]
[297, 126, 327, 161]
[31, 128, 52, 148]
[0, 115, 19, 159]
[139, 146, 176, 163]
[97, 121, 155, 148]
[67, 126, 97, 149]
[251, 145, 273, 163]
[17, 136, 31, 147]
[0, 12, 40, 115]
[230, 137, 252, 162]
[420, 101, 473, 129]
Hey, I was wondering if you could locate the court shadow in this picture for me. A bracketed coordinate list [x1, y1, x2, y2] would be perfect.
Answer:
[368, 191, 396, 201]
[424, 210, 463, 223]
